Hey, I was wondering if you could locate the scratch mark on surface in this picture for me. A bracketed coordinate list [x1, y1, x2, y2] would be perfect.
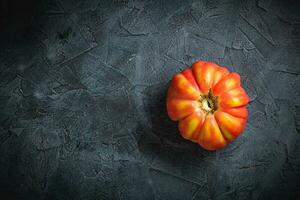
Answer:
[240, 13, 275, 46]
[150, 167, 203, 186]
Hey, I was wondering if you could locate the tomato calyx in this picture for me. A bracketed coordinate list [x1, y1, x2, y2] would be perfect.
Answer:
[198, 89, 218, 115]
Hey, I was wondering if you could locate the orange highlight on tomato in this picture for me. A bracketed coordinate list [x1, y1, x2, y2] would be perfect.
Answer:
[166, 61, 250, 150]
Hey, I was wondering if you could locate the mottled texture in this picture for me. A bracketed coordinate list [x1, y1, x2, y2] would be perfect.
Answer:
[0, 0, 299, 199]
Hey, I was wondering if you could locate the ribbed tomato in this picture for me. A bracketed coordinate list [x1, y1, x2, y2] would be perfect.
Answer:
[167, 61, 250, 150]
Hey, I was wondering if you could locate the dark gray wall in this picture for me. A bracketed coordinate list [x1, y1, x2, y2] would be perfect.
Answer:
[0, 0, 299, 199]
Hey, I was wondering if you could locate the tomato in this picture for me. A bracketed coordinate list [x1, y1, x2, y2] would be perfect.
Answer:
[167, 61, 250, 150]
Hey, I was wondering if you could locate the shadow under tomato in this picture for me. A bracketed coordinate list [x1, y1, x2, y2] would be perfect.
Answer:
[135, 82, 218, 166]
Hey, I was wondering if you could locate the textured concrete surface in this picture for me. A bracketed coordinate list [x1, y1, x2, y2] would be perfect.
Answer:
[0, 0, 299, 199]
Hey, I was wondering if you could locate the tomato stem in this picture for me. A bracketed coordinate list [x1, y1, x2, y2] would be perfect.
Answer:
[199, 89, 218, 114]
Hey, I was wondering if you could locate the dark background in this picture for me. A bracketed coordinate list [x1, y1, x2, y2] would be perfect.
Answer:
[0, 0, 299, 199]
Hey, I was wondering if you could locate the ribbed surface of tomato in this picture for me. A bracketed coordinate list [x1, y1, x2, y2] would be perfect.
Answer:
[167, 61, 250, 150]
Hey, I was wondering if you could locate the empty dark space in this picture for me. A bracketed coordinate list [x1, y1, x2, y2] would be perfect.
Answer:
[0, 0, 40, 42]
[0, 0, 299, 200]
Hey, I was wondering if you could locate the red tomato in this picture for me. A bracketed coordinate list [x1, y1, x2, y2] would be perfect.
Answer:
[167, 61, 250, 150]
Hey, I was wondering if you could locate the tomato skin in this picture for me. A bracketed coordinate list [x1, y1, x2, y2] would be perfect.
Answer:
[166, 61, 250, 150]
